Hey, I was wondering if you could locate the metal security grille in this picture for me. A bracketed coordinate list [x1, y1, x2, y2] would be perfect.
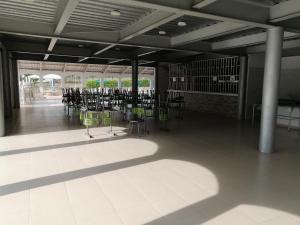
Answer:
[168, 56, 240, 96]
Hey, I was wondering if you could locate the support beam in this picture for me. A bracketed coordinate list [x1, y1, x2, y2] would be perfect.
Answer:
[259, 27, 283, 153]
[47, 38, 58, 52]
[120, 11, 182, 41]
[171, 22, 249, 46]
[212, 31, 299, 50]
[136, 49, 157, 57]
[232, 0, 272, 8]
[193, 0, 217, 9]
[0, 27, 207, 54]
[54, 0, 79, 35]
[94, 44, 116, 56]
[78, 57, 89, 62]
[132, 58, 139, 106]
[44, 54, 50, 61]
[45, 0, 79, 57]
[270, 0, 300, 22]
[247, 37, 300, 53]
[108, 59, 126, 64]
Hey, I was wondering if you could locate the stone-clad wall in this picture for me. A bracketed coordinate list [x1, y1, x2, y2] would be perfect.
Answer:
[183, 93, 239, 118]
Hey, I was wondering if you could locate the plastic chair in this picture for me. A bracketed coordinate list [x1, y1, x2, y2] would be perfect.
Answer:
[129, 107, 146, 136]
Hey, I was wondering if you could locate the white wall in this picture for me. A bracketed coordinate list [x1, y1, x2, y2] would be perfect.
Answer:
[245, 54, 300, 119]
[279, 55, 300, 100]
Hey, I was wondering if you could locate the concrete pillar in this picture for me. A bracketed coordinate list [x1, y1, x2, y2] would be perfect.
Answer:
[2, 49, 12, 117]
[12, 59, 20, 109]
[259, 27, 283, 153]
[8, 54, 15, 109]
[0, 50, 5, 136]
[238, 56, 247, 120]
[132, 58, 138, 106]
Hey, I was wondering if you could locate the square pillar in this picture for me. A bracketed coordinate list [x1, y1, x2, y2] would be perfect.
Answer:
[131, 58, 138, 106]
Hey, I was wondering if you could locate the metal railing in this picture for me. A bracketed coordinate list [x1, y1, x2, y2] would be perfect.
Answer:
[168, 56, 240, 96]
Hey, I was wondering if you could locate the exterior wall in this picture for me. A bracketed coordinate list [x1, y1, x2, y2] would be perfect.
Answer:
[183, 93, 238, 118]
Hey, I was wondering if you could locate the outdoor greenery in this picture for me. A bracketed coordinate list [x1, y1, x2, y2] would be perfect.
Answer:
[85, 79, 100, 88]
[85, 78, 150, 88]
[138, 79, 150, 87]
[121, 79, 132, 88]
[121, 79, 150, 88]
[104, 80, 118, 88]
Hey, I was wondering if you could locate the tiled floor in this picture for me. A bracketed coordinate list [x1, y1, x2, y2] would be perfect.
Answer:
[1, 100, 300, 225]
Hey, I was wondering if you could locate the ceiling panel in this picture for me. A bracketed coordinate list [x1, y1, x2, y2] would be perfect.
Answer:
[67, 0, 153, 31]
[0, 0, 59, 23]
[145, 15, 219, 37]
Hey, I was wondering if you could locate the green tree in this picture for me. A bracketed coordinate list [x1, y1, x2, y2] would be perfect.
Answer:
[85, 79, 100, 88]
[138, 79, 150, 87]
[104, 80, 118, 88]
[121, 79, 132, 88]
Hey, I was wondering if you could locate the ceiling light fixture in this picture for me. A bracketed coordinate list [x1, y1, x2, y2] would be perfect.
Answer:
[110, 10, 121, 16]
[177, 21, 187, 27]
[158, 30, 166, 35]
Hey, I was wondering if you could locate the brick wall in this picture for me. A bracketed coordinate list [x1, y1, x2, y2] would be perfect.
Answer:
[183, 93, 239, 118]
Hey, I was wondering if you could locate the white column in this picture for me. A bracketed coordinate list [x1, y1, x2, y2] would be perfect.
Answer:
[259, 27, 283, 153]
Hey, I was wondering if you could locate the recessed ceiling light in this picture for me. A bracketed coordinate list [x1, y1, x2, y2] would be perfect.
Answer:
[78, 44, 84, 48]
[110, 10, 121, 16]
[158, 30, 166, 35]
[177, 21, 187, 27]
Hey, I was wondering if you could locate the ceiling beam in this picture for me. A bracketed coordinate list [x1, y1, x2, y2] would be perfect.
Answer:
[94, 44, 116, 55]
[171, 22, 250, 46]
[212, 31, 300, 50]
[47, 38, 58, 52]
[119, 0, 218, 42]
[108, 59, 127, 64]
[193, 0, 217, 9]
[78, 57, 89, 62]
[247, 38, 300, 53]
[54, 0, 79, 35]
[0, 16, 210, 54]
[95, 0, 275, 29]
[45, 0, 79, 59]
[44, 54, 50, 60]
[119, 11, 182, 41]
[270, 0, 300, 22]
[231, 0, 272, 8]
